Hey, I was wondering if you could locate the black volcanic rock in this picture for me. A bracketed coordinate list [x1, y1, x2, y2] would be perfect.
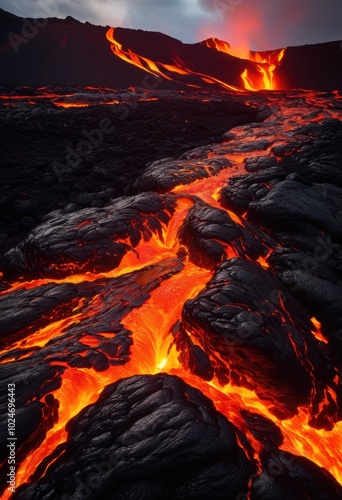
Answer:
[133, 154, 233, 194]
[240, 410, 284, 450]
[0, 192, 177, 280]
[277, 41, 342, 91]
[0, 92, 261, 255]
[14, 374, 256, 500]
[0, 282, 79, 342]
[180, 258, 342, 429]
[248, 181, 342, 237]
[178, 199, 272, 269]
[251, 450, 342, 499]
[0, 10, 147, 87]
[219, 117, 342, 360]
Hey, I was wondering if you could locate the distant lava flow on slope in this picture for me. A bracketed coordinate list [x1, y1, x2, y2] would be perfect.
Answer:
[106, 28, 242, 92]
[106, 28, 285, 92]
[0, 9, 341, 90]
[202, 38, 286, 90]
[0, 89, 342, 499]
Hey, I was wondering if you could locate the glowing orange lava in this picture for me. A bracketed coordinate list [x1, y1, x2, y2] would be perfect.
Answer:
[203, 38, 286, 91]
[1, 91, 342, 499]
[106, 28, 242, 92]
[54, 103, 90, 108]
[311, 317, 328, 344]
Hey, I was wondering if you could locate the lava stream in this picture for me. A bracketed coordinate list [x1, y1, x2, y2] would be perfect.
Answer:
[106, 27, 241, 92]
[1, 92, 342, 497]
[203, 38, 286, 91]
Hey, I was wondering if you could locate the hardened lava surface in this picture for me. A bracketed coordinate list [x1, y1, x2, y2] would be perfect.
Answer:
[0, 87, 261, 255]
[0, 89, 342, 499]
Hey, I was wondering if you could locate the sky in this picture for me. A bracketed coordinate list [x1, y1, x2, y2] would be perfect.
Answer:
[1, 0, 341, 50]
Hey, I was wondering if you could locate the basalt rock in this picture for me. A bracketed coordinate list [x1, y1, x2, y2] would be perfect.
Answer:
[14, 374, 256, 500]
[180, 258, 342, 429]
[0, 193, 177, 280]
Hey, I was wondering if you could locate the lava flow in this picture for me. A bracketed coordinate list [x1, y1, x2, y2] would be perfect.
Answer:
[203, 38, 286, 90]
[106, 28, 242, 92]
[0, 89, 342, 499]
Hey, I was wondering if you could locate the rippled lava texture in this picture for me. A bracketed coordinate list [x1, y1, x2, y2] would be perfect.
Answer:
[0, 88, 342, 500]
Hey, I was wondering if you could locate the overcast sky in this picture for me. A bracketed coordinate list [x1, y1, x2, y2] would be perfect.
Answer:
[1, 0, 341, 50]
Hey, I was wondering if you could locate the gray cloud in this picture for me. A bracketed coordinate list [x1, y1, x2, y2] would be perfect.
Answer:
[0, 0, 341, 48]
[118, 0, 211, 42]
[0, 0, 210, 42]
[198, 0, 342, 49]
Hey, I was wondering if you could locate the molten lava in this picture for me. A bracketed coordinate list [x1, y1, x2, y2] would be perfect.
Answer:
[243, 48, 285, 90]
[203, 38, 286, 91]
[0, 88, 342, 498]
[106, 28, 243, 92]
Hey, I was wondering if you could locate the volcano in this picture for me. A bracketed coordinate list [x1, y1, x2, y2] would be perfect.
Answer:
[0, 8, 342, 91]
[1, 7, 342, 500]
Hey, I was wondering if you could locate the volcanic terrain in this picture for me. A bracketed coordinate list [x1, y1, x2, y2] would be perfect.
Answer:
[0, 8, 342, 500]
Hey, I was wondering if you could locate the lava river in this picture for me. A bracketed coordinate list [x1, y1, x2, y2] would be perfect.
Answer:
[1, 90, 342, 499]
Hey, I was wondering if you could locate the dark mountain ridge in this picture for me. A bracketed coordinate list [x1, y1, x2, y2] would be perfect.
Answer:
[0, 8, 341, 90]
